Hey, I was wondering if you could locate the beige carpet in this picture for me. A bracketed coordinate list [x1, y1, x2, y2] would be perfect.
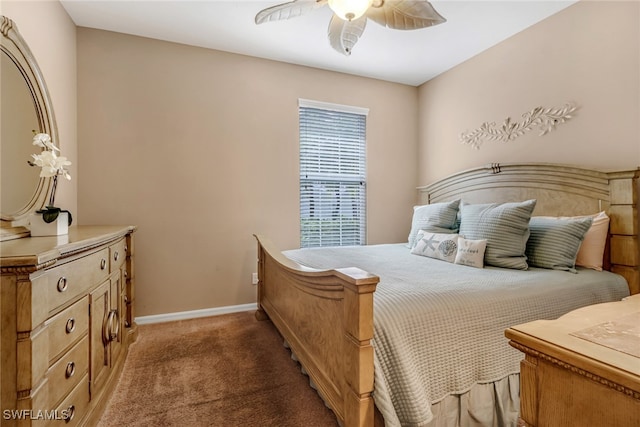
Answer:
[97, 311, 339, 427]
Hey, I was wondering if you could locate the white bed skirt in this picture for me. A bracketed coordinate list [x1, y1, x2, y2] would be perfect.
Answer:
[287, 340, 520, 427]
[418, 374, 520, 427]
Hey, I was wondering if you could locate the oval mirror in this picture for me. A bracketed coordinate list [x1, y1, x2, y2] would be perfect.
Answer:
[1, 16, 58, 241]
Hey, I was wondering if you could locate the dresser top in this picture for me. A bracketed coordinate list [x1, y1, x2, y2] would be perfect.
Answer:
[0, 225, 136, 269]
[506, 294, 640, 386]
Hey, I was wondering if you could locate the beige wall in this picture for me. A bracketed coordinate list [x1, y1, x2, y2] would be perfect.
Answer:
[6, 0, 638, 318]
[76, 29, 418, 316]
[1, 1, 77, 214]
[417, 0, 640, 184]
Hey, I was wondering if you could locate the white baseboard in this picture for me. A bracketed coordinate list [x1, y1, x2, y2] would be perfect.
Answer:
[134, 303, 258, 325]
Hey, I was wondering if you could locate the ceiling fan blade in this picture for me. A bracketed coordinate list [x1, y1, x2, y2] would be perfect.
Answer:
[255, 0, 327, 24]
[367, 0, 446, 30]
[328, 14, 367, 56]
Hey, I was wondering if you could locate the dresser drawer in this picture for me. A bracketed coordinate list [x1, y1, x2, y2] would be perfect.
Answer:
[109, 238, 127, 272]
[40, 248, 110, 315]
[46, 335, 88, 409]
[45, 296, 89, 364]
[49, 374, 90, 427]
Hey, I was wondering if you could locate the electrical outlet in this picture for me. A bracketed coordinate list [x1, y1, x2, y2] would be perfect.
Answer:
[252, 272, 259, 285]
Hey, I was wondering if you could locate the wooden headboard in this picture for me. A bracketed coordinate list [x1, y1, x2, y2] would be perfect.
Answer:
[417, 163, 640, 294]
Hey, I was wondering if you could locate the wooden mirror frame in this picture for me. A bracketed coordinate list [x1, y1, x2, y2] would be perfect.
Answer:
[1, 16, 58, 241]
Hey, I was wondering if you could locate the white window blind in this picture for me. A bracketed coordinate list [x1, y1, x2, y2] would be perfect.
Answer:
[299, 99, 368, 248]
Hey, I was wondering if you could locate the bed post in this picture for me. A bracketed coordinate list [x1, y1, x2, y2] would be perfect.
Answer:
[607, 169, 640, 294]
[340, 268, 377, 427]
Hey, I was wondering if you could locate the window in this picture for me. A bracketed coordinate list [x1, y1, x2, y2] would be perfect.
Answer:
[298, 99, 368, 248]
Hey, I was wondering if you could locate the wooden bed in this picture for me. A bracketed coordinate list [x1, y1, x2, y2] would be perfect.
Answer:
[254, 162, 639, 427]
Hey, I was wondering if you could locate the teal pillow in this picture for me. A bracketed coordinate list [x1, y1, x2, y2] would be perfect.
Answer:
[407, 200, 460, 248]
[526, 216, 593, 273]
[459, 200, 537, 270]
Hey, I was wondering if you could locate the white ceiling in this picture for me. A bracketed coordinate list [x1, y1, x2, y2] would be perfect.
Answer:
[60, 0, 578, 86]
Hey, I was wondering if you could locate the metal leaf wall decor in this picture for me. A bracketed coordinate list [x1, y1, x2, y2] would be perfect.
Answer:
[460, 103, 578, 150]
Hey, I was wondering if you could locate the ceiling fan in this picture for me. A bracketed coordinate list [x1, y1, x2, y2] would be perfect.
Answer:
[255, 0, 446, 56]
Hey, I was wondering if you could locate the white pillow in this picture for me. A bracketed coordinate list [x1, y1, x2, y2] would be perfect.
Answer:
[575, 211, 609, 271]
[411, 231, 460, 263]
[454, 237, 487, 268]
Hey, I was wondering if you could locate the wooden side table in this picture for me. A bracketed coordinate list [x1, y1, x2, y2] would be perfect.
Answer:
[505, 294, 640, 427]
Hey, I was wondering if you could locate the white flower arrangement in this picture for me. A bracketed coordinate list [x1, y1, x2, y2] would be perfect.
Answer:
[28, 132, 72, 224]
[29, 133, 71, 180]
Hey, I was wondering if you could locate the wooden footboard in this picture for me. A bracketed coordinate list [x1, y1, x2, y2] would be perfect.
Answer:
[254, 235, 379, 427]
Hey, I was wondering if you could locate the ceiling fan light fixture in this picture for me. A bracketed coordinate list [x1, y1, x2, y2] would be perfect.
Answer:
[255, 0, 447, 56]
[328, 0, 372, 21]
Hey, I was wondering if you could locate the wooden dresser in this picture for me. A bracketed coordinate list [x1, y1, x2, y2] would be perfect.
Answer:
[0, 226, 137, 426]
[505, 294, 640, 427]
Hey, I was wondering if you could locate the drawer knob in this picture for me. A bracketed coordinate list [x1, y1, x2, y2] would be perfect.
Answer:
[57, 277, 68, 293]
[64, 405, 75, 423]
[65, 361, 75, 378]
[100, 258, 107, 270]
[114, 251, 119, 261]
[65, 318, 76, 334]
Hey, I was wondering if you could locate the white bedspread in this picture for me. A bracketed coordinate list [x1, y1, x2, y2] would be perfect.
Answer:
[284, 244, 630, 427]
